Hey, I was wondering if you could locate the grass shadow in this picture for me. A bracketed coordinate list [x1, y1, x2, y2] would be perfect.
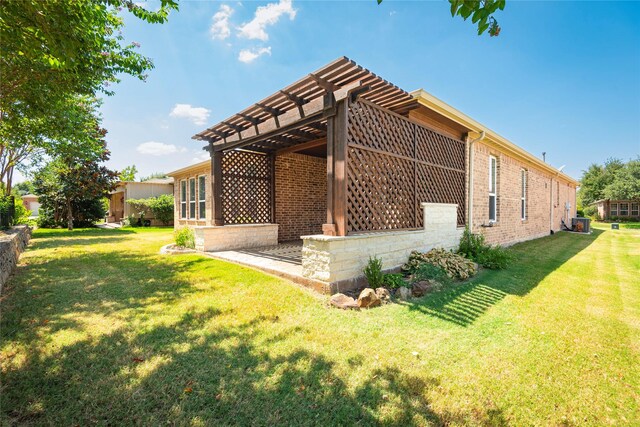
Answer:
[405, 229, 604, 326]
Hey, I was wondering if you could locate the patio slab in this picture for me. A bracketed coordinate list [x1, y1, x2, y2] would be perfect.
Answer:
[203, 241, 332, 294]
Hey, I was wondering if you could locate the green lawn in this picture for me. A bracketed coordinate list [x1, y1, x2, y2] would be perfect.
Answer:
[1, 225, 639, 425]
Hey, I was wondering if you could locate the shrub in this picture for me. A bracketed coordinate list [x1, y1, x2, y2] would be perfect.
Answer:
[576, 208, 584, 217]
[127, 194, 175, 225]
[402, 249, 477, 280]
[382, 273, 407, 289]
[583, 205, 597, 219]
[363, 256, 384, 289]
[457, 226, 486, 260]
[174, 227, 195, 249]
[476, 245, 513, 269]
[412, 263, 451, 285]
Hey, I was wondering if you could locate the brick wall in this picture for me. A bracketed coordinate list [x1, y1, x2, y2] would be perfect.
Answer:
[275, 153, 327, 242]
[471, 141, 576, 245]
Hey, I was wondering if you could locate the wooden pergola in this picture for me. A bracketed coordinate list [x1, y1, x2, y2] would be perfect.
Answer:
[193, 57, 466, 237]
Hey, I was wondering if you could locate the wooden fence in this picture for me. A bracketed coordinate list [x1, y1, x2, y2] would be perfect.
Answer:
[346, 99, 466, 233]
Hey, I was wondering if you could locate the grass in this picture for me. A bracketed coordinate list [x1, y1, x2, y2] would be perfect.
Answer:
[1, 225, 639, 425]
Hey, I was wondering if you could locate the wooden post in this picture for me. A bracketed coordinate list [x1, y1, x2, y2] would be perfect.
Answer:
[333, 99, 348, 236]
[211, 149, 224, 226]
[323, 93, 337, 236]
[269, 153, 276, 224]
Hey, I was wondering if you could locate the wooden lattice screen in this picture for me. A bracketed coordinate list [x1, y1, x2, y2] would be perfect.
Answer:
[347, 100, 466, 233]
[222, 150, 272, 224]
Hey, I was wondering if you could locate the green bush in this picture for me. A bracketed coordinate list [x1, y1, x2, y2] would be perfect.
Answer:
[174, 227, 195, 249]
[412, 263, 451, 285]
[363, 256, 384, 289]
[382, 273, 407, 289]
[476, 245, 513, 269]
[13, 198, 31, 225]
[402, 249, 477, 280]
[583, 205, 597, 219]
[576, 209, 584, 217]
[457, 226, 487, 260]
[127, 194, 174, 225]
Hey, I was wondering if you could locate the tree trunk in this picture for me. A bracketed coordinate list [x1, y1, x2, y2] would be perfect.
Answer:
[67, 198, 73, 230]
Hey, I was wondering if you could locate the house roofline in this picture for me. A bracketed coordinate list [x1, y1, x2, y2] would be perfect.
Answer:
[410, 89, 579, 186]
[167, 160, 210, 177]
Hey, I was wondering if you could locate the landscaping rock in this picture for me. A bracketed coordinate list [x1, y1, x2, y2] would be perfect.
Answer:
[330, 293, 359, 310]
[375, 287, 392, 304]
[395, 286, 412, 301]
[357, 288, 381, 308]
[412, 280, 443, 297]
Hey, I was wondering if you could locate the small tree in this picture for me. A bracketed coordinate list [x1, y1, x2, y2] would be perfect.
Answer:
[119, 165, 138, 182]
[127, 194, 174, 225]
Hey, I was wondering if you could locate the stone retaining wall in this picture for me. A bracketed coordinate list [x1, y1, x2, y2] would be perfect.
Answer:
[194, 224, 278, 252]
[0, 226, 32, 291]
[302, 203, 463, 292]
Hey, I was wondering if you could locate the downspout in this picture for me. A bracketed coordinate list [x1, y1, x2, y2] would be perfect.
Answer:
[467, 131, 485, 232]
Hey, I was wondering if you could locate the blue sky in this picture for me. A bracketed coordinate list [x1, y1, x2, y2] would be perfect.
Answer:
[95, 0, 640, 182]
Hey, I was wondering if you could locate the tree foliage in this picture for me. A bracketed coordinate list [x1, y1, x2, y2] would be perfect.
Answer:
[127, 194, 174, 225]
[578, 158, 639, 206]
[33, 131, 119, 230]
[0, 0, 178, 194]
[377, 0, 504, 36]
[119, 165, 138, 182]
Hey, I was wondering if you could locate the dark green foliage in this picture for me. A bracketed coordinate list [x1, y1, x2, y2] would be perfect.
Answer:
[174, 227, 195, 249]
[413, 263, 451, 285]
[382, 273, 407, 289]
[457, 227, 513, 269]
[577, 157, 639, 206]
[12, 181, 35, 196]
[363, 256, 384, 289]
[583, 205, 598, 219]
[37, 198, 106, 228]
[403, 249, 477, 280]
[576, 209, 584, 217]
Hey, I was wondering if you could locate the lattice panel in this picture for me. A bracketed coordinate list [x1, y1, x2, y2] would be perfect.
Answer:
[347, 147, 416, 232]
[346, 100, 466, 233]
[222, 150, 272, 224]
[348, 100, 414, 158]
[415, 126, 466, 171]
[415, 164, 466, 227]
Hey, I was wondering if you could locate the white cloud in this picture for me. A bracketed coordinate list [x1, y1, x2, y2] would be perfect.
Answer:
[238, 0, 296, 41]
[238, 47, 271, 63]
[169, 103, 211, 126]
[210, 4, 233, 40]
[192, 151, 211, 164]
[137, 141, 186, 156]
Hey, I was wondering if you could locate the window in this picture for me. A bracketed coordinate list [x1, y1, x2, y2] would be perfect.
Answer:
[198, 175, 206, 220]
[180, 180, 187, 219]
[632, 203, 639, 217]
[189, 178, 196, 219]
[610, 203, 618, 216]
[489, 155, 497, 222]
[521, 169, 527, 220]
[619, 203, 629, 216]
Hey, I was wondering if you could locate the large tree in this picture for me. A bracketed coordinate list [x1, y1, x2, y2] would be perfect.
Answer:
[578, 158, 636, 206]
[603, 158, 640, 201]
[34, 129, 119, 230]
[0, 0, 178, 194]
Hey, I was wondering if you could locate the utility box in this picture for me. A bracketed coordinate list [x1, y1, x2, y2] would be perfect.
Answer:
[611, 223, 619, 230]
[572, 217, 591, 233]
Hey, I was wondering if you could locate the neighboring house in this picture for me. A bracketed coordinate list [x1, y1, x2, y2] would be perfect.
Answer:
[591, 199, 640, 220]
[21, 194, 40, 217]
[107, 178, 174, 225]
[168, 57, 577, 289]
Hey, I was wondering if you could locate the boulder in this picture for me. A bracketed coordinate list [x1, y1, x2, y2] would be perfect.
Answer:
[357, 288, 381, 308]
[375, 287, 392, 303]
[412, 280, 442, 297]
[330, 293, 359, 310]
[395, 286, 412, 301]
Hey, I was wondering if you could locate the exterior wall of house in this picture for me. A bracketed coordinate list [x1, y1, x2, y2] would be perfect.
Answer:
[470, 141, 577, 245]
[302, 203, 463, 288]
[172, 163, 211, 228]
[275, 153, 327, 242]
[21, 196, 40, 216]
[606, 200, 640, 220]
[596, 201, 608, 220]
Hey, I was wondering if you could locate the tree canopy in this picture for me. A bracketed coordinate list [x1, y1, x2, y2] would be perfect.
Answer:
[578, 158, 640, 206]
[119, 165, 138, 182]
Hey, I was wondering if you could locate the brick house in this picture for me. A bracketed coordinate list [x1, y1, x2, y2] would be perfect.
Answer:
[591, 199, 640, 220]
[168, 57, 577, 290]
[106, 178, 174, 225]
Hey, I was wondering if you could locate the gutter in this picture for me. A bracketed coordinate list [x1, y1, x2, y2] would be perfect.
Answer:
[466, 131, 485, 231]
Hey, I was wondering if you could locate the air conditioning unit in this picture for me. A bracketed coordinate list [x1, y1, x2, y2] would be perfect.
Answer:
[572, 217, 590, 233]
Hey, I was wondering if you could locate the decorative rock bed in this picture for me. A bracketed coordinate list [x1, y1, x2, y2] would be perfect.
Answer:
[0, 226, 32, 291]
[329, 280, 446, 310]
[159, 243, 197, 255]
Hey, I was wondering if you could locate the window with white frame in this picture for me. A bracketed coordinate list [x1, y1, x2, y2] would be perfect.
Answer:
[610, 203, 618, 216]
[632, 203, 639, 217]
[619, 203, 629, 216]
[198, 175, 206, 220]
[521, 169, 527, 220]
[180, 180, 187, 219]
[189, 178, 196, 219]
[489, 155, 497, 222]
